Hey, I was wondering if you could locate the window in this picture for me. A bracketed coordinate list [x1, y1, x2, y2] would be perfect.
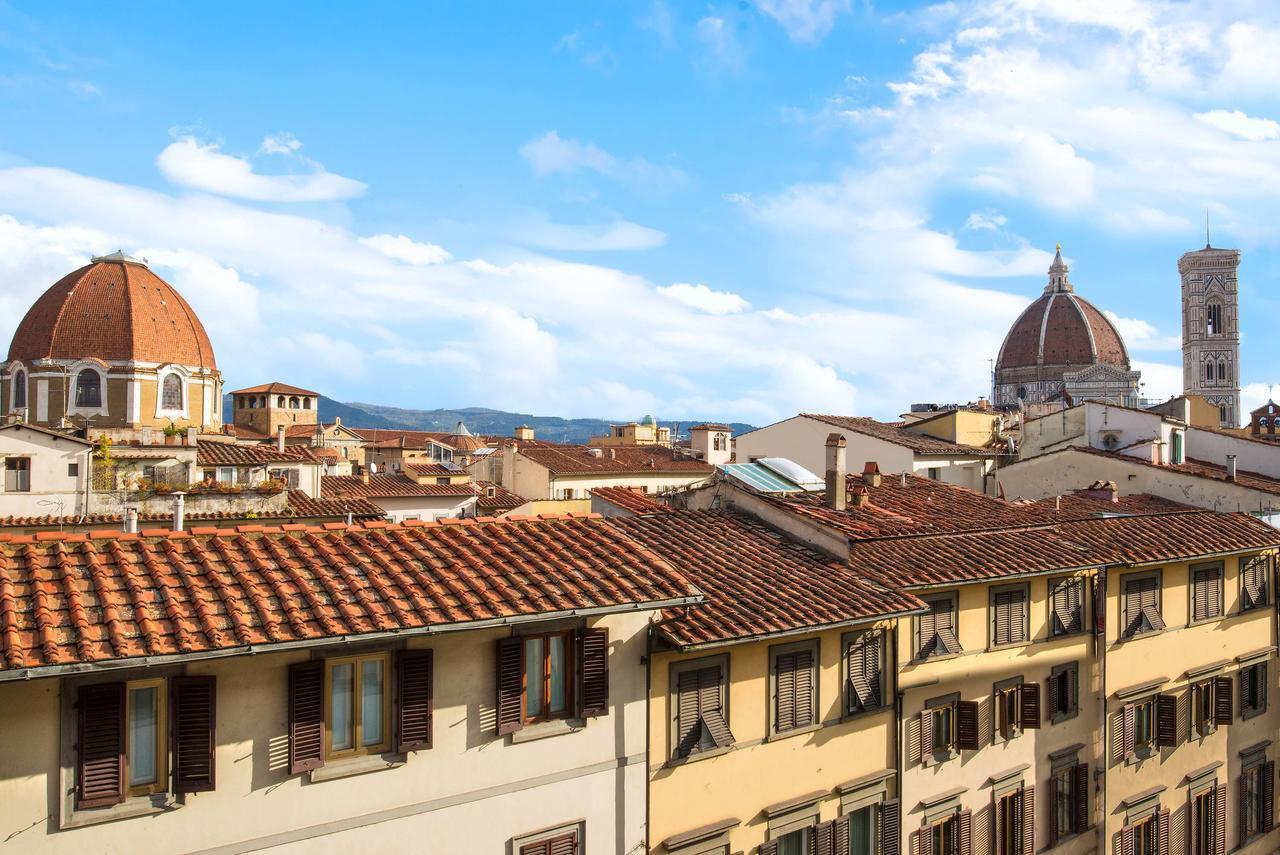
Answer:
[1122, 572, 1164, 637]
[991, 584, 1029, 646]
[1207, 301, 1222, 335]
[927, 812, 964, 855]
[994, 678, 1040, 741]
[1191, 680, 1216, 738]
[920, 694, 977, 764]
[774, 827, 810, 855]
[1240, 555, 1269, 611]
[4, 457, 30, 492]
[523, 631, 573, 723]
[72, 675, 215, 811]
[916, 593, 961, 660]
[994, 788, 1027, 855]
[1240, 755, 1276, 843]
[12, 368, 26, 409]
[844, 630, 884, 715]
[75, 370, 102, 408]
[847, 804, 877, 855]
[1218, 361, 1227, 381]
[1189, 785, 1221, 855]
[1126, 813, 1159, 855]
[67, 462, 78, 477]
[1048, 762, 1090, 845]
[1171, 431, 1183, 465]
[1122, 694, 1177, 761]
[324, 651, 390, 757]
[670, 656, 733, 758]
[518, 827, 580, 855]
[927, 467, 941, 481]
[161, 374, 183, 410]
[1134, 698, 1155, 753]
[1219, 404, 1228, 424]
[277, 396, 286, 408]
[1242, 661, 1267, 718]
[1048, 662, 1079, 723]
[931, 705, 955, 755]
[771, 640, 818, 734]
[1190, 565, 1222, 622]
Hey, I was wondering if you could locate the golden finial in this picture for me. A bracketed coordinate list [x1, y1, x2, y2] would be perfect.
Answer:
[1056, 242, 1061, 253]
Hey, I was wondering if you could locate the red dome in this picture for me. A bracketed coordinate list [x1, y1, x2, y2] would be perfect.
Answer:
[995, 290, 1130, 372]
[7, 254, 216, 370]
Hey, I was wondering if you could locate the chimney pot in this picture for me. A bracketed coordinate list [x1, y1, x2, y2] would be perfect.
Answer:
[824, 433, 847, 511]
[361, 471, 370, 484]
[277, 425, 286, 453]
[862, 461, 882, 488]
[172, 492, 186, 532]
[1227, 454, 1238, 482]
[850, 485, 871, 507]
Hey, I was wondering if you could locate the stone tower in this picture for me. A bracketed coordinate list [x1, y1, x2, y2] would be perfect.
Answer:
[1179, 243, 1241, 427]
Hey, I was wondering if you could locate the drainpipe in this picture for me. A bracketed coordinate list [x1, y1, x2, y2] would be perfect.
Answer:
[892, 621, 905, 855]
[1096, 567, 1107, 855]
[644, 622, 653, 855]
[172, 491, 186, 532]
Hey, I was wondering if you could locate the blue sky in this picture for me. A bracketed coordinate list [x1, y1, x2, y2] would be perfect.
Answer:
[2, 1, 1279, 425]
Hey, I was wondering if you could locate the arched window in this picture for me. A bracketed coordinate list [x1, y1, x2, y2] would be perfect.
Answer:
[161, 374, 183, 410]
[1205, 362, 1214, 382]
[289, 396, 300, 409]
[1218, 361, 1227, 381]
[277, 396, 286, 408]
[1206, 302, 1222, 335]
[303, 398, 312, 410]
[75, 370, 102, 408]
[12, 369, 26, 409]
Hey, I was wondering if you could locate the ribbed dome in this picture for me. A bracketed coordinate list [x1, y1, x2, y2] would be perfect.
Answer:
[7, 253, 216, 370]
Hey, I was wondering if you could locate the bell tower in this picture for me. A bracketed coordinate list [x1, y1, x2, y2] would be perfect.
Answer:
[1180, 240, 1241, 427]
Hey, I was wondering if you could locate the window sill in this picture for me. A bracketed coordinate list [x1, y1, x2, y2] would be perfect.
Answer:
[766, 721, 822, 743]
[61, 793, 178, 830]
[510, 717, 585, 744]
[986, 640, 1030, 652]
[665, 744, 733, 768]
[1050, 710, 1080, 726]
[1243, 706, 1268, 721]
[842, 703, 891, 723]
[913, 651, 963, 665]
[923, 749, 959, 768]
[309, 752, 405, 783]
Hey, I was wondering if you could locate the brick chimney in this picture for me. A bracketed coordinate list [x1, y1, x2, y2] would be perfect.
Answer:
[849, 484, 871, 507]
[862, 461, 882, 488]
[361, 470, 371, 485]
[1083, 480, 1118, 502]
[825, 433, 847, 511]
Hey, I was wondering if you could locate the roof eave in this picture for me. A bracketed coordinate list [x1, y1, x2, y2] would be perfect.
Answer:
[658, 604, 927, 653]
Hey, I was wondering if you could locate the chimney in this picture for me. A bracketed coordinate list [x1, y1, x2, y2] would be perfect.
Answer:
[277, 424, 286, 452]
[1227, 454, 1238, 482]
[186, 426, 198, 446]
[361, 470, 371, 485]
[515, 424, 535, 441]
[172, 492, 186, 531]
[124, 507, 138, 533]
[862, 461, 882, 488]
[849, 485, 871, 507]
[609, 448, 616, 460]
[1083, 480, 1119, 502]
[900, 472, 907, 488]
[825, 433, 847, 511]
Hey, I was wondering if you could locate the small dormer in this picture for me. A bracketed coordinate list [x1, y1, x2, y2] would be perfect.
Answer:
[689, 423, 732, 466]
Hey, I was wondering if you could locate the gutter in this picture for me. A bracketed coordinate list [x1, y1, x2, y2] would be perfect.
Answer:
[0, 594, 704, 683]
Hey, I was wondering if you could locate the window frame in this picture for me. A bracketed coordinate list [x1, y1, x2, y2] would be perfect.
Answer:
[989, 582, 1030, 648]
[3, 456, 31, 492]
[842, 629, 885, 718]
[993, 675, 1024, 742]
[124, 677, 168, 798]
[513, 821, 584, 855]
[1188, 562, 1223, 624]
[924, 691, 960, 762]
[916, 591, 961, 662]
[1240, 554, 1270, 612]
[1048, 575, 1086, 637]
[521, 629, 575, 724]
[1241, 660, 1268, 720]
[1049, 661, 1079, 724]
[668, 653, 731, 761]
[1121, 569, 1164, 639]
[10, 365, 26, 410]
[769, 638, 820, 736]
[157, 369, 187, 417]
[1132, 696, 1156, 757]
[1241, 753, 1268, 844]
[71, 366, 106, 413]
[1190, 679, 1217, 739]
[322, 650, 392, 760]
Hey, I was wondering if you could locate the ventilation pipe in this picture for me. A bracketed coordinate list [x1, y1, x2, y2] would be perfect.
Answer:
[1227, 454, 1238, 482]
[172, 492, 186, 532]
[124, 507, 138, 534]
[277, 425, 287, 453]
[824, 433, 847, 511]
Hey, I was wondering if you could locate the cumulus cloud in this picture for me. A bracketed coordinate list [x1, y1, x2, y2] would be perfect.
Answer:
[358, 233, 452, 265]
[696, 15, 745, 72]
[519, 131, 687, 195]
[756, 0, 850, 43]
[156, 135, 366, 202]
[1194, 109, 1280, 142]
[515, 218, 667, 252]
[1103, 311, 1180, 351]
[657, 283, 751, 314]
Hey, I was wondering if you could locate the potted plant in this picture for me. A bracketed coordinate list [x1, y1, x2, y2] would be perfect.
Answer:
[163, 422, 181, 445]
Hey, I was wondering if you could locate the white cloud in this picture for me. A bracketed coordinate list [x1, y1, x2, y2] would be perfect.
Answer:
[156, 135, 366, 202]
[516, 218, 667, 252]
[962, 210, 1006, 231]
[519, 131, 687, 194]
[259, 133, 304, 155]
[696, 15, 745, 72]
[1194, 109, 1280, 142]
[1131, 361, 1183, 402]
[1103, 311, 1180, 351]
[756, 0, 850, 43]
[657, 283, 751, 314]
[358, 233, 452, 265]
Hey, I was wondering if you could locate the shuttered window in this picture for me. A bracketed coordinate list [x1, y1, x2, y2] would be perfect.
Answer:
[1240, 555, 1270, 611]
[1189, 783, 1224, 855]
[1241, 661, 1267, 718]
[845, 630, 883, 714]
[518, 828, 580, 855]
[917, 593, 961, 660]
[1048, 576, 1085, 636]
[772, 642, 817, 734]
[672, 657, 734, 758]
[1048, 763, 1090, 846]
[1240, 758, 1275, 844]
[495, 627, 609, 737]
[1122, 574, 1165, 637]
[1191, 566, 1223, 622]
[991, 585, 1029, 646]
[1048, 662, 1079, 723]
[172, 676, 217, 792]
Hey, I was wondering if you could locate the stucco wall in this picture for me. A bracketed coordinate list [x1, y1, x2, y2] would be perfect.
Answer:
[368, 493, 477, 522]
[734, 416, 916, 478]
[0, 427, 91, 516]
[1186, 426, 1280, 479]
[0, 611, 652, 855]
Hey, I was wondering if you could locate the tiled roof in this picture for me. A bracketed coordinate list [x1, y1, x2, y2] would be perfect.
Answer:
[353, 429, 456, 449]
[285, 491, 384, 520]
[689, 423, 732, 431]
[590, 486, 673, 515]
[221, 424, 271, 441]
[1057, 512, 1280, 566]
[799, 414, 997, 456]
[230, 382, 319, 396]
[0, 515, 701, 673]
[406, 462, 466, 477]
[471, 481, 524, 512]
[196, 442, 312, 466]
[994, 290, 1129, 372]
[321, 474, 477, 499]
[0, 492, 385, 530]
[7, 258, 216, 370]
[611, 511, 924, 648]
[517, 444, 713, 475]
[1068, 447, 1280, 499]
[776, 473, 1038, 539]
[1019, 490, 1198, 520]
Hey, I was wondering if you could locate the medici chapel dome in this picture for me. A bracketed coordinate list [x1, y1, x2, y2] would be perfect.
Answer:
[2, 252, 222, 431]
[992, 246, 1140, 408]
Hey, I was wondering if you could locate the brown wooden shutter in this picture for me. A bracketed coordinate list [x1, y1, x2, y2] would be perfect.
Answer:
[171, 675, 216, 792]
[1020, 786, 1034, 855]
[77, 681, 125, 808]
[1019, 683, 1040, 730]
[1073, 764, 1089, 833]
[958, 809, 972, 855]
[776, 652, 796, 732]
[676, 669, 701, 756]
[396, 649, 433, 752]
[699, 666, 734, 748]
[759, 839, 779, 855]
[1156, 694, 1177, 747]
[919, 710, 933, 764]
[1046, 673, 1057, 723]
[881, 799, 901, 855]
[1156, 808, 1169, 853]
[1213, 676, 1232, 725]
[936, 600, 961, 654]
[1046, 774, 1059, 849]
[496, 637, 524, 735]
[956, 700, 979, 750]
[794, 649, 814, 727]
[1193, 570, 1209, 621]
[548, 832, 577, 855]
[1263, 761, 1276, 832]
[1119, 825, 1134, 855]
[1214, 783, 1226, 855]
[865, 632, 882, 708]
[518, 841, 549, 855]
[994, 590, 1011, 645]
[1122, 703, 1135, 760]
[834, 813, 850, 854]
[915, 828, 932, 855]
[578, 627, 608, 717]
[815, 819, 835, 855]
[1141, 579, 1165, 630]
[917, 608, 937, 659]
[288, 660, 325, 774]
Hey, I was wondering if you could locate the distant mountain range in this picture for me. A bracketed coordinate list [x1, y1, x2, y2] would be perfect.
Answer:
[223, 394, 754, 445]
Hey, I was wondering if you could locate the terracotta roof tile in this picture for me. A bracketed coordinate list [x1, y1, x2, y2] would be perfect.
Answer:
[353, 429, 455, 449]
[196, 442, 312, 466]
[611, 511, 924, 648]
[1067, 447, 1280, 499]
[799, 414, 997, 456]
[229, 382, 319, 396]
[406, 462, 466, 477]
[1020, 490, 1198, 520]
[0, 516, 701, 673]
[322, 474, 477, 499]
[517, 444, 713, 475]
[1057, 512, 1280, 566]
[591, 486, 673, 515]
[472, 481, 524, 512]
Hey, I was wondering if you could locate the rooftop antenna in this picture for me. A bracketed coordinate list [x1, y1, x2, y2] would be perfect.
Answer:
[1205, 209, 1211, 249]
